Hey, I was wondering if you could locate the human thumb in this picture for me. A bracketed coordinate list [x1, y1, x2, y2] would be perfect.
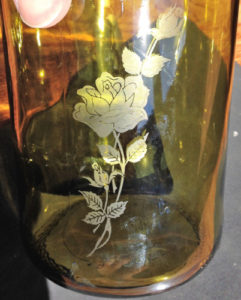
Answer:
[12, 0, 72, 28]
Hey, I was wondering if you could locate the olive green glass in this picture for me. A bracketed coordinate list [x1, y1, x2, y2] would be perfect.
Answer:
[1, 0, 239, 296]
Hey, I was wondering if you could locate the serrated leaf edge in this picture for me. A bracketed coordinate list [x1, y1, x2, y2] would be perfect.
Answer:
[97, 144, 121, 165]
[82, 211, 106, 225]
[126, 136, 148, 163]
[122, 47, 142, 75]
[107, 201, 128, 219]
[80, 191, 103, 211]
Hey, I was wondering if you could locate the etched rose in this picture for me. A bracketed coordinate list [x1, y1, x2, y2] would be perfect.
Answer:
[150, 7, 184, 41]
[83, 162, 109, 188]
[73, 72, 149, 137]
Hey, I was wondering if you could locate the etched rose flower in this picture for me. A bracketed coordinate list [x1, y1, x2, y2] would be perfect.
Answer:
[150, 7, 184, 41]
[83, 162, 109, 188]
[73, 72, 149, 137]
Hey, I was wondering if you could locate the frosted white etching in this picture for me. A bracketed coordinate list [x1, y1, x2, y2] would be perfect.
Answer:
[73, 7, 183, 257]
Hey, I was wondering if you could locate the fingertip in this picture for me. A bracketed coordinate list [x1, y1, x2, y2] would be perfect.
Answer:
[15, 0, 72, 28]
[13, 0, 19, 9]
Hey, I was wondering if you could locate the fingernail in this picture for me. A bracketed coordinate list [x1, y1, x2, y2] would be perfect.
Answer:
[14, 0, 72, 28]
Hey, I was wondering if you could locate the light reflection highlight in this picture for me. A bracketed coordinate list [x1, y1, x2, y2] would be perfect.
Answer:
[138, 0, 151, 46]
[204, 3, 208, 21]
[36, 28, 41, 47]
[98, 0, 108, 32]
[15, 19, 23, 53]
[39, 69, 45, 78]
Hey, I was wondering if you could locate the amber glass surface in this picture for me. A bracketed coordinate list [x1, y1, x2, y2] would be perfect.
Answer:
[1, 0, 239, 296]
[0, 14, 9, 122]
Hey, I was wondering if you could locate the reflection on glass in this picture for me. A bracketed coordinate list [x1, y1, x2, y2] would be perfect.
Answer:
[1, 0, 238, 296]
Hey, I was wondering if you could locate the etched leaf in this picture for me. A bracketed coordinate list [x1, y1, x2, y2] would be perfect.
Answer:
[142, 55, 170, 78]
[126, 136, 148, 163]
[81, 191, 103, 211]
[97, 145, 120, 165]
[122, 47, 142, 75]
[107, 201, 128, 219]
[83, 211, 106, 225]
[82, 176, 101, 188]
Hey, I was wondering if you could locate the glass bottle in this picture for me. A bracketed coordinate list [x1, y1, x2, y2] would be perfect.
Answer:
[0, 0, 239, 296]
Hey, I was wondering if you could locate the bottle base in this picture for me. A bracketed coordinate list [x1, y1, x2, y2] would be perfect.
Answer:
[23, 193, 219, 296]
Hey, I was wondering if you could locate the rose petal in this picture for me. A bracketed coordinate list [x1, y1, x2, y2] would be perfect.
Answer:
[73, 103, 86, 122]
[78, 86, 109, 115]
[99, 81, 122, 103]
[125, 76, 149, 108]
[113, 108, 148, 133]
[113, 82, 122, 94]
[94, 168, 108, 186]
[90, 120, 113, 138]
[77, 87, 96, 115]
[85, 87, 101, 98]
[125, 75, 143, 88]
[99, 109, 122, 124]
[96, 72, 124, 103]
[123, 82, 137, 102]
[91, 96, 110, 115]
[132, 91, 148, 107]
[73, 103, 113, 137]
[94, 169, 103, 187]
[110, 89, 126, 108]
[133, 85, 149, 108]
[96, 73, 111, 93]
[99, 87, 115, 104]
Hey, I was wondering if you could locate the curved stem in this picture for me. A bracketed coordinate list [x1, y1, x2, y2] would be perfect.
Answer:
[146, 37, 157, 57]
[115, 173, 124, 203]
[113, 131, 126, 202]
[93, 224, 101, 234]
[97, 218, 112, 249]
[103, 186, 109, 211]
[87, 218, 112, 257]
[149, 39, 158, 56]
[113, 131, 125, 166]
[111, 133, 120, 193]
